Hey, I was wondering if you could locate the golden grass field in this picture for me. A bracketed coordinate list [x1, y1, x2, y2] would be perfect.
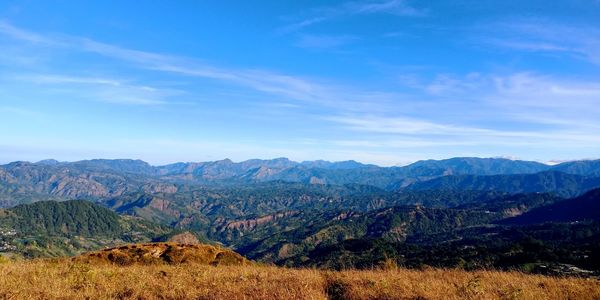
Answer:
[1, 260, 599, 300]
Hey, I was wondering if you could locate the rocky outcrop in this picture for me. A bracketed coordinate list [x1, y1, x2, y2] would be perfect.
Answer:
[74, 243, 250, 266]
[168, 232, 200, 244]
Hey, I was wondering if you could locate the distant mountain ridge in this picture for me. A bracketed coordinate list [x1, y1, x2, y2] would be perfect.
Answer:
[405, 171, 600, 198]
[24, 156, 600, 180]
[551, 160, 600, 177]
[0, 160, 178, 207]
[1, 157, 599, 208]
[404, 157, 549, 176]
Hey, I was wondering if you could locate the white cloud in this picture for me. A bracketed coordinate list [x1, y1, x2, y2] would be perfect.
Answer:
[480, 19, 600, 65]
[425, 72, 485, 95]
[279, 0, 424, 33]
[326, 114, 485, 135]
[489, 73, 600, 118]
[402, 71, 600, 131]
[0, 22, 415, 113]
[0, 20, 55, 44]
[15, 74, 175, 105]
[0, 23, 336, 107]
[344, 0, 424, 16]
[331, 138, 475, 148]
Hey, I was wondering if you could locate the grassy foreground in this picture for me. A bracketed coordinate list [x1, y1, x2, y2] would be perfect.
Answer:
[0, 260, 599, 300]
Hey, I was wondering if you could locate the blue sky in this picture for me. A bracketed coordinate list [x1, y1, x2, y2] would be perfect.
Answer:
[0, 1, 599, 166]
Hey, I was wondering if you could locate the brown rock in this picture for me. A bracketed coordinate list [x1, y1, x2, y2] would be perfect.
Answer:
[168, 232, 200, 244]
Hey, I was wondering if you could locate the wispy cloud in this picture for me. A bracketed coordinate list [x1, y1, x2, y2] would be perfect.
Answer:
[479, 19, 600, 65]
[295, 34, 359, 49]
[401, 71, 600, 129]
[490, 73, 600, 115]
[4, 21, 598, 131]
[279, 17, 327, 34]
[344, 0, 424, 16]
[331, 138, 476, 148]
[326, 114, 486, 135]
[0, 22, 335, 107]
[15, 74, 174, 105]
[424, 72, 485, 95]
[326, 113, 600, 149]
[322, 69, 600, 153]
[486, 39, 573, 52]
[279, 0, 425, 33]
[0, 22, 410, 114]
[0, 20, 55, 44]
[62, 37, 402, 111]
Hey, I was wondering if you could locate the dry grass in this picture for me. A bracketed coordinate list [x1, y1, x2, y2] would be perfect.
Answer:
[0, 260, 598, 300]
[322, 268, 600, 300]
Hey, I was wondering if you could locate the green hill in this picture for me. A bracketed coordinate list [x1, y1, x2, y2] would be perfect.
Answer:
[0, 200, 170, 258]
[6, 200, 122, 237]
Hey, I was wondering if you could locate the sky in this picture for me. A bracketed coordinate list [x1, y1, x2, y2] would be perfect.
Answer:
[0, 0, 599, 166]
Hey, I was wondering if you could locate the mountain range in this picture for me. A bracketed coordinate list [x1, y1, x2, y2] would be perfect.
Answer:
[1, 157, 600, 206]
[1, 156, 599, 275]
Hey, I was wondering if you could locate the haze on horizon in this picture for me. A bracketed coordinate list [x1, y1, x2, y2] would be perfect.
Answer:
[1, 1, 599, 166]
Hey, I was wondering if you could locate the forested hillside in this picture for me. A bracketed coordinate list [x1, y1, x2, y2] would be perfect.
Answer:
[0, 200, 170, 257]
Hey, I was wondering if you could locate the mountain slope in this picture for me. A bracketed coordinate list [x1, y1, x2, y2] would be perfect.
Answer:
[501, 188, 600, 225]
[0, 161, 178, 207]
[404, 171, 600, 197]
[239, 205, 500, 263]
[551, 160, 600, 177]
